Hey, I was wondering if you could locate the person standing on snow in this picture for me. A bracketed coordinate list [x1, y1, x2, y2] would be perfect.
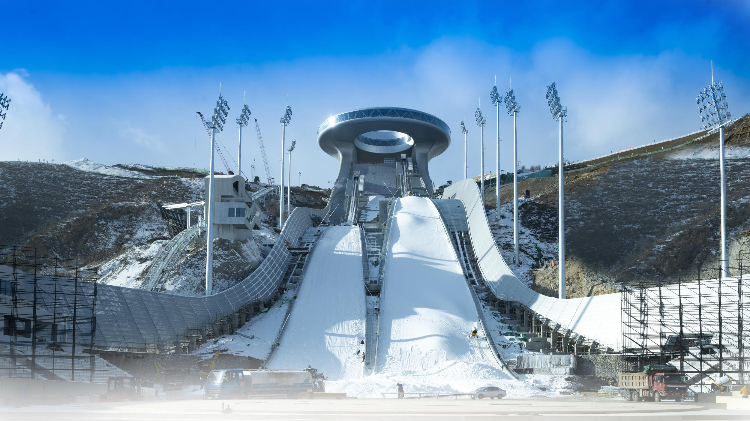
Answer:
[397, 383, 404, 399]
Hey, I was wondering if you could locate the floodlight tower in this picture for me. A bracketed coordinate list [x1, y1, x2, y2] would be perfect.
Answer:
[697, 62, 732, 278]
[236, 102, 252, 177]
[0, 93, 11, 130]
[491, 81, 502, 220]
[287, 139, 296, 220]
[546, 82, 567, 299]
[460, 121, 468, 179]
[205, 93, 230, 296]
[504, 81, 521, 265]
[279, 105, 292, 228]
[475, 103, 487, 205]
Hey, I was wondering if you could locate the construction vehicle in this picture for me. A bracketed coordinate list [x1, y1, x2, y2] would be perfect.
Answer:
[203, 368, 324, 399]
[619, 364, 689, 402]
[711, 375, 733, 393]
[100, 376, 141, 401]
[153, 361, 185, 391]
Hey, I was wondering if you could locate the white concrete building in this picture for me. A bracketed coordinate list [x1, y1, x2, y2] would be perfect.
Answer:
[203, 174, 261, 241]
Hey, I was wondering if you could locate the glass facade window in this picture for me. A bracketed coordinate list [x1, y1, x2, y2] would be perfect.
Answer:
[228, 208, 235, 217]
[237, 207, 245, 217]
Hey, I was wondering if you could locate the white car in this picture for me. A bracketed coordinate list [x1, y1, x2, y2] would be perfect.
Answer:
[472, 386, 507, 399]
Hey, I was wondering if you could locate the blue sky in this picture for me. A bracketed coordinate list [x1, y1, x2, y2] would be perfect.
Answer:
[1, 0, 749, 186]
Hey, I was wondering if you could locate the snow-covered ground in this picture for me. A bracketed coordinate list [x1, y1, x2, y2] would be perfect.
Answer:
[192, 295, 290, 360]
[268, 226, 366, 380]
[63, 158, 154, 179]
[667, 146, 750, 160]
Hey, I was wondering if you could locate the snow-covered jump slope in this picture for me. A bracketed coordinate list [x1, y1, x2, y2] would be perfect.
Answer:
[268, 226, 366, 381]
[376, 197, 512, 385]
[443, 180, 622, 349]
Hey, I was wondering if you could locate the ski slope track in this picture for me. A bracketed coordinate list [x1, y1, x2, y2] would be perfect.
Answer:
[268, 226, 366, 381]
[443, 180, 622, 349]
[376, 197, 512, 383]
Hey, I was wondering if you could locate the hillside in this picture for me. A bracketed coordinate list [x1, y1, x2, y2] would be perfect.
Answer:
[485, 114, 750, 298]
[0, 160, 328, 296]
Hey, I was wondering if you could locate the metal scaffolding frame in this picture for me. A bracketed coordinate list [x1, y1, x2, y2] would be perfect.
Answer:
[0, 246, 104, 381]
[622, 252, 749, 392]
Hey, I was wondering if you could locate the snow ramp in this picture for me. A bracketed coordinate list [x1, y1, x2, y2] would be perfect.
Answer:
[267, 226, 366, 381]
[376, 196, 511, 382]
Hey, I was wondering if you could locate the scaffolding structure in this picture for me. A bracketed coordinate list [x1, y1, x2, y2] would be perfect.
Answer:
[0, 246, 105, 382]
[622, 252, 750, 392]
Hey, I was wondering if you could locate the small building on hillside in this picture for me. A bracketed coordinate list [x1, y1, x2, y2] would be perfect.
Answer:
[203, 174, 261, 241]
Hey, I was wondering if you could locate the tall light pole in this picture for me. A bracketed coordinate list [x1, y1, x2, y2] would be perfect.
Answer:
[299, 171, 301, 186]
[205, 93, 230, 296]
[461, 121, 468, 180]
[697, 61, 732, 278]
[504, 82, 521, 265]
[491, 81, 501, 220]
[287, 139, 296, 221]
[236, 102, 251, 177]
[279, 105, 292, 229]
[546, 82, 567, 299]
[0, 93, 11, 130]
[475, 102, 486, 205]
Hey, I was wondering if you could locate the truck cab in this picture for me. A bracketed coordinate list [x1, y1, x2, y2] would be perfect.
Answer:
[651, 372, 688, 401]
[204, 369, 248, 399]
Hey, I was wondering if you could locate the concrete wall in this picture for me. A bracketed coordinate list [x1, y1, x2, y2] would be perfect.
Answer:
[0, 377, 106, 405]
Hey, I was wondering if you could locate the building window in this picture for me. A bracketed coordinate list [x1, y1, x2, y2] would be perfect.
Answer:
[237, 207, 246, 217]
[228, 208, 235, 217]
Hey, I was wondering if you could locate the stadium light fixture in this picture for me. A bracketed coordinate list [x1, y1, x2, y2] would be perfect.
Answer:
[697, 61, 732, 278]
[460, 121, 468, 180]
[279, 105, 292, 228]
[236, 99, 252, 178]
[0, 93, 11, 130]
[546, 81, 567, 299]
[490, 79, 502, 221]
[287, 139, 296, 221]
[475, 102, 487, 205]
[504, 80, 521, 265]
[205, 93, 230, 296]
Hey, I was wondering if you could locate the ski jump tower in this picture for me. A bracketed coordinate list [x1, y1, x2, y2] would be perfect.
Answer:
[318, 107, 451, 221]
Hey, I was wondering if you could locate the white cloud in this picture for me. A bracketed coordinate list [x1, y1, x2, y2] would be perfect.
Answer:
[0, 71, 66, 162]
[119, 124, 165, 151]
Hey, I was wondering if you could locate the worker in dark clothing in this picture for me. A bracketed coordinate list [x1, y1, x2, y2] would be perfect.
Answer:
[397, 383, 404, 399]
[362, 352, 365, 362]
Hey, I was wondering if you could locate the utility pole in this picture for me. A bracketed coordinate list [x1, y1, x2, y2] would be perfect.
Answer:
[236, 100, 251, 178]
[491, 79, 501, 220]
[475, 101, 486, 205]
[287, 139, 296, 221]
[504, 80, 521, 265]
[279, 105, 292, 228]
[697, 61, 732, 278]
[205, 93, 230, 296]
[460, 121, 468, 180]
[546, 82, 567, 299]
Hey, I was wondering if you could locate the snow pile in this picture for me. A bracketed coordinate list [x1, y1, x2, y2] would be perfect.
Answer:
[63, 158, 153, 178]
[268, 226, 366, 381]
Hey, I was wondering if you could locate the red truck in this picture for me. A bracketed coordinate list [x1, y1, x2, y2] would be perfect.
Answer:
[619, 364, 689, 402]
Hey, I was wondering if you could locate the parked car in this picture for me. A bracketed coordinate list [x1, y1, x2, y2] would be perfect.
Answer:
[471, 386, 507, 399]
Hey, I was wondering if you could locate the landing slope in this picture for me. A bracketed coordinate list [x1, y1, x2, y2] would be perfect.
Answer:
[268, 226, 366, 381]
[377, 197, 510, 384]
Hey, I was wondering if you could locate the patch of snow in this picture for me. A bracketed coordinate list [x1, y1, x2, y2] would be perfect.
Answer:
[667, 146, 750, 160]
[63, 158, 154, 179]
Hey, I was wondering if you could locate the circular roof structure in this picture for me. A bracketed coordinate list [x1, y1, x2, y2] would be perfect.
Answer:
[317, 107, 451, 161]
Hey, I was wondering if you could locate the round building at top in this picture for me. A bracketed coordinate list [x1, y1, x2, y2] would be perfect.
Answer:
[317, 107, 451, 201]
